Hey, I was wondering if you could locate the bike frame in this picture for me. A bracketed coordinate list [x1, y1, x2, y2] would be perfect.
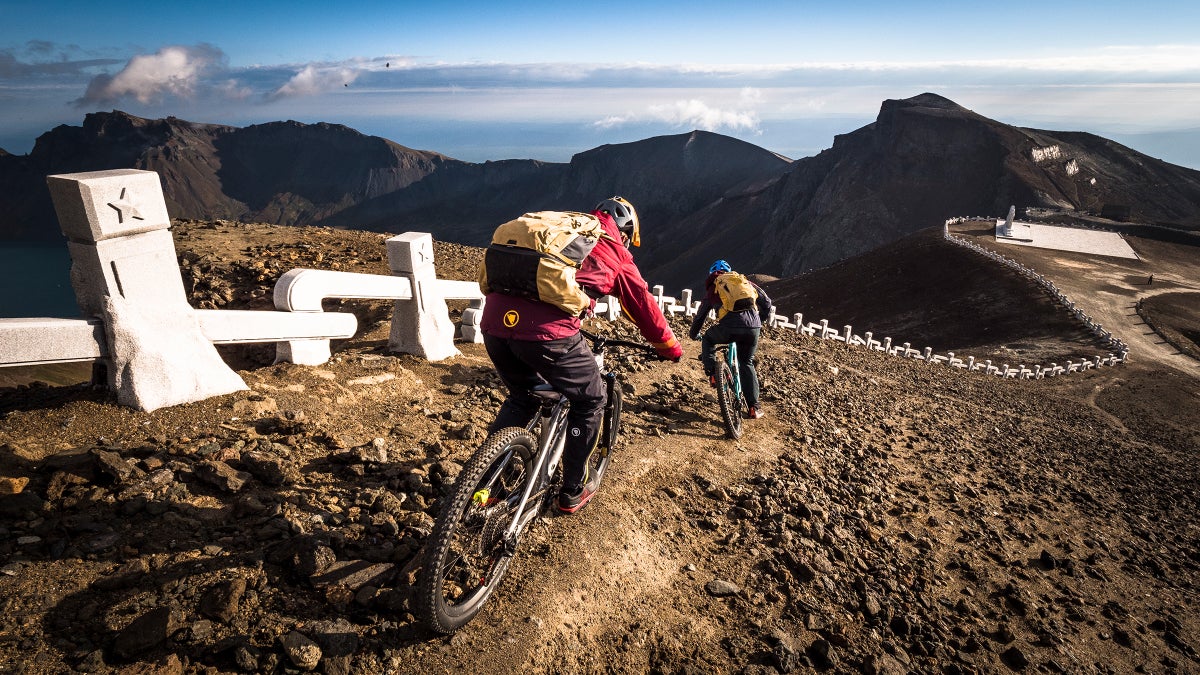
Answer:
[721, 342, 743, 402]
[501, 396, 569, 542]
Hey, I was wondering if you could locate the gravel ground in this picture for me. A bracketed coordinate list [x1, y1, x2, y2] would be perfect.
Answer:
[0, 221, 1196, 674]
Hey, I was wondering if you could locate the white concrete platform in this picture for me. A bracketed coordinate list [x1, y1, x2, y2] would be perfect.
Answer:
[995, 220, 1139, 259]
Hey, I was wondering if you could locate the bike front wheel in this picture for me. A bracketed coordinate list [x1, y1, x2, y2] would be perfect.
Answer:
[415, 427, 540, 634]
[716, 358, 744, 439]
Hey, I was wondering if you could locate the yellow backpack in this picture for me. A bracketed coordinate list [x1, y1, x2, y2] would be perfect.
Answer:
[713, 271, 758, 319]
[478, 211, 606, 316]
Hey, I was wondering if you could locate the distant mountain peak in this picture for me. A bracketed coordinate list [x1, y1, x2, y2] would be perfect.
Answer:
[877, 93, 974, 121]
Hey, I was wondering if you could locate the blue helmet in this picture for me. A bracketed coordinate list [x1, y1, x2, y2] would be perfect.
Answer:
[709, 259, 731, 274]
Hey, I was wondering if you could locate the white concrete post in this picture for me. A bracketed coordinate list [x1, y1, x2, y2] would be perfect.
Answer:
[604, 295, 621, 321]
[460, 298, 486, 343]
[46, 169, 247, 411]
[387, 232, 459, 361]
[923, 347, 933, 362]
[967, 356, 976, 370]
[883, 337, 892, 353]
[793, 314, 803, 332]
[843, 325, 853, 343]
[652, 284, 665, 310]
[820, 319, 830, 339]
[681, 289, 693, 315]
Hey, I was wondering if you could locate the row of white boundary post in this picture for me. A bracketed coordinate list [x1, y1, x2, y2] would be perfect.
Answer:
[621, 219, 1129, 381]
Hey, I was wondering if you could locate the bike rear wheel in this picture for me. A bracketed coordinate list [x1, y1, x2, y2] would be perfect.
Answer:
[716, 358, 743, 439]
[416, 427, 540, 634]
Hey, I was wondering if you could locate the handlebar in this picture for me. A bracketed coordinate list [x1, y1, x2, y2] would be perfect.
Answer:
[580, 329, 659, 357]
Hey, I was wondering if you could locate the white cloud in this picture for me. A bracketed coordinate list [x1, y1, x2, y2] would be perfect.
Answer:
[77, 45, 223, 104]
[596, 97, 761, 133]
[652, 100, 760, 131]
[269, 65, 361, 99]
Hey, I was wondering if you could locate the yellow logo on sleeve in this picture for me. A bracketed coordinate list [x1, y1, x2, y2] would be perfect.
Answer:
[503, 310, 520, 328]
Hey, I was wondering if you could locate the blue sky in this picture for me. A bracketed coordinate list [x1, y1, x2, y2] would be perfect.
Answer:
[3, 0, 1200, 167]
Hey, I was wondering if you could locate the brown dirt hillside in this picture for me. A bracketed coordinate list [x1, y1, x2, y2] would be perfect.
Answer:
[0, 221, 1197, 674]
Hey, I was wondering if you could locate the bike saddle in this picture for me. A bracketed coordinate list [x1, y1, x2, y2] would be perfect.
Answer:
[530, 384, 563, 402]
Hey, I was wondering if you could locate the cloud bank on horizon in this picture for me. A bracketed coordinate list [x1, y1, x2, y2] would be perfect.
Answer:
[2, 1, 1200, 167]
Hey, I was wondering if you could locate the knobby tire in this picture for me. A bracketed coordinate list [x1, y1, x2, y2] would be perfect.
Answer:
[716, 359, 743, 439]
[416, 427, 539, 634]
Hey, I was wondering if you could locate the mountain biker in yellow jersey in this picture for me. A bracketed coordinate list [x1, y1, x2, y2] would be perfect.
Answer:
[479, 197, 682, 514]
[688, 259, 773, 420]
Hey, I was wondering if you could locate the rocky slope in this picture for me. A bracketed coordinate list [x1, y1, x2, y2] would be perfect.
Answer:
[0, 221, 1196, 674]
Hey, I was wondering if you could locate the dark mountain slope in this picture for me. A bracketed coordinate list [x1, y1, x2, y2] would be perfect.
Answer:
[321, 130, 792, 250]
[212, 120, 450, 225]
[0, 116, 791, 261]
[0, 113, 235, 240]
[761, 226, 1102, 358]
[652, 93, 1200, 288]
[0, 112, 452, 241]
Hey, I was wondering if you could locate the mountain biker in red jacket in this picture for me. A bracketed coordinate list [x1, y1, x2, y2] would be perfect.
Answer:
[688, 259, 773, 420]
[480, 196, 682, 514]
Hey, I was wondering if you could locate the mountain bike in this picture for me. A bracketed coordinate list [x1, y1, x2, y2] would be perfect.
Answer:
[415, 329, 655, 634]
[714, 342, 745, 439]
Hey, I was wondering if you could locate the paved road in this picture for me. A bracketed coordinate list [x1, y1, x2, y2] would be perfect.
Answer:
[953, 223, 1200, 375]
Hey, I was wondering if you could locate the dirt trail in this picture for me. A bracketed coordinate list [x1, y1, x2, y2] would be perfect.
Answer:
[391, 351, 798, 673]
[954, 223, 1200, 375]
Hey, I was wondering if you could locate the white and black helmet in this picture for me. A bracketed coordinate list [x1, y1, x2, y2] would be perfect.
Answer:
[594, 196, 640, 247]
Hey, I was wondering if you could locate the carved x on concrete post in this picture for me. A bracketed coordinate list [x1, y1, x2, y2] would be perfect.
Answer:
[46, 169, 246, 411]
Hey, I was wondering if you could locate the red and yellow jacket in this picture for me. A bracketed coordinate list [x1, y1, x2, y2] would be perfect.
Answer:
[481, 210, 682, 360]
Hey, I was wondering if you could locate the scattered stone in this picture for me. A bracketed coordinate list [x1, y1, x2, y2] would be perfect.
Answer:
[862, 652, 908, 675]
[705, 579, 741, 597]
[77, 649, 106, 672]
[116, 468, 175, 501]
[91, 448, 143, 483]
[0, 476, 29, 495]
[114, 606, 182, 658]
[241, 450, 297, 485]
[233, 644, 261, 671]
[862, 593, 883, 618]
[309, 560, 395, 591]
[293, 543, 338, 577]
[356, 438, 389, 464]
[767, 628, 800, 673]
[281, 630, 322, 671]
[1000, 645, 1030, 670]
[79, 531, 121, 554]
[90, 558, 150, 591]
[193, 459, 249, 492]
[306, 618, 360, 659]
[806, 638, 836, 669]
[199, 577, 247, 623]
[233, 395, 277, 418]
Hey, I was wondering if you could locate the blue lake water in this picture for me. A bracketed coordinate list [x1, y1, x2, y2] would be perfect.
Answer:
[0, 243, 81, 318]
